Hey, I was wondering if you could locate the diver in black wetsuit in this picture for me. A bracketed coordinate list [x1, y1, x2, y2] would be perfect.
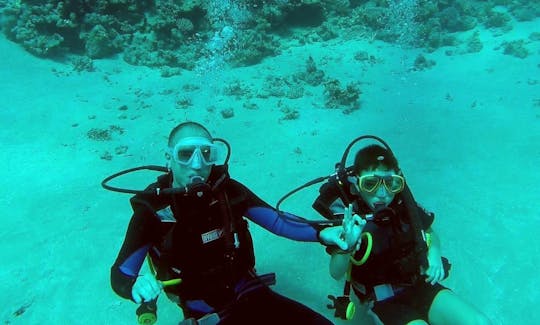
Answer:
[313, 142, 491, 325]
[108, 121, 346, 325]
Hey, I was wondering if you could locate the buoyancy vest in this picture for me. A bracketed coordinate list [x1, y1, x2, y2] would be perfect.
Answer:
[129, 166, 256, 308]
[350, 200, 427, 288]
[313, 180, 432, 290]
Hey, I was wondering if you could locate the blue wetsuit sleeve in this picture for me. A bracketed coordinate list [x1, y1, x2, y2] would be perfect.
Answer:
[110, 244, 150, 301]
[111, 209, 157, 301]
[245, 207, 318, 241]
[118, 245, 150, 277]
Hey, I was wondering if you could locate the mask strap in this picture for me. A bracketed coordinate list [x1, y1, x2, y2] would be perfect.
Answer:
[347, 176, 360, 195]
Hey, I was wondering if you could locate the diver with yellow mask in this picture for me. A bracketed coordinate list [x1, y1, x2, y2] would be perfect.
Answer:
[310, 136, 490, 325]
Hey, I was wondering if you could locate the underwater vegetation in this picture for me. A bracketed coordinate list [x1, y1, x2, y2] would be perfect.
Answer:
[1, 0, 539, 69]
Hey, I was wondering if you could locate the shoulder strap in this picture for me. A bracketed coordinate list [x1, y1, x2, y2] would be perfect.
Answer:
[399, 185, 429, 269]
[216, 190, 238, 253]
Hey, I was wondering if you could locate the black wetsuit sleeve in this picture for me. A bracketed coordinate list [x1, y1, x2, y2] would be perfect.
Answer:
[229, 179, 273, 209]
[110, 209, 157, 300]
[416, 204, 435, 230]
[110, 263, 137, 300]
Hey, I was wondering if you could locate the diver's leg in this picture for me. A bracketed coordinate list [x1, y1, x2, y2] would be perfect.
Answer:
[406, 321, 428, 325]
[371, 299, 425, 325]
[219, 287, 332, 325]
[253, 288, 333, 324]
[428, 289, 491, 325]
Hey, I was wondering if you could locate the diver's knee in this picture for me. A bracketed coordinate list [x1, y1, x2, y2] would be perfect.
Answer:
[406, 320, 428, 325]
[472, 312, 492, 325]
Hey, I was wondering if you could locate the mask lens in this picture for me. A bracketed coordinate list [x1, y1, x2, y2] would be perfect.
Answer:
[200, 146, 214, 162]
[359, 176, 381, 192]
[177, 147, 197, 163]
[384, 175, 404, 193]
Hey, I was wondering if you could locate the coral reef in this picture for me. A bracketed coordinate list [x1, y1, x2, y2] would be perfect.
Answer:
[1, 0, 538, 69]
[413, 54, 436, 70]
[501, 39, 529, 59]
[2, 1, 151, 57]
[70, 55, 95, 72]
[220, 108, 234, 118]
[295, 56, 325, 86]
[466, 31, 483, 53]
[323, 78, 361, 113]
[258, 75, 304, 99]
[279, 106, 300, 121]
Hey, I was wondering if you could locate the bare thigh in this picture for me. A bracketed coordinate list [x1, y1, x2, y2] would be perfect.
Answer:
[428, 289, 491, 325]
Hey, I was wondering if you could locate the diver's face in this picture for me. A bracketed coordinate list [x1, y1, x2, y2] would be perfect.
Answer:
[167, 130, 212, 188]
[357, 166, 398, 211]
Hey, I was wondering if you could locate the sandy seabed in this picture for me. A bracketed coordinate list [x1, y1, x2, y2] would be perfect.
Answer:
[1, 18, 539, 325]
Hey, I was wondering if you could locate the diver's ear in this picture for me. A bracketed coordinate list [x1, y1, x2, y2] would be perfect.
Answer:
[165, 152, 172, 169]
[348, 175, 360, 195]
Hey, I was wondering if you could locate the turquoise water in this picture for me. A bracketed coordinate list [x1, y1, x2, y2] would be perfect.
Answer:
[0, 1, 539, 324]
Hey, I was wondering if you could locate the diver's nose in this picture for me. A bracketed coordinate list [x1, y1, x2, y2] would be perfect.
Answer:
[190, 151, 203, 169]
[375, 183, 389, 197]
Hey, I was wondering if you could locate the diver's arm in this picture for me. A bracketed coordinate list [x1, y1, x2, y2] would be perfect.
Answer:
[245, 207, 319, 241]
[236, 180, 347, 245]
[111, 244, 151, 300]
[424, 227, 444, 284]
[426, 227, 442, 263]
[329, 251, 352, 280]
[110, 214, 153, 300]
[426, 227, 441, 255]
[245, 207, 348, 248]
[236, 179, 321, 241]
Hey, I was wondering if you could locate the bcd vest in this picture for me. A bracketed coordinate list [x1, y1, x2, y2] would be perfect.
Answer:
[130, 170, 256, 308]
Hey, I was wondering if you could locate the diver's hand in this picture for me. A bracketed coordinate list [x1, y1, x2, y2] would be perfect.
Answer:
[319, 226, 348, 250]
[132, 273, 162, 303]
[424, 248, 444, 285]
[319, 205, 365, 250]
[341, 204, 365, 252]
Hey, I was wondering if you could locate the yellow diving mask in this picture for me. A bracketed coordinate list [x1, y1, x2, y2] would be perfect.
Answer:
[357, 174, 405, 193]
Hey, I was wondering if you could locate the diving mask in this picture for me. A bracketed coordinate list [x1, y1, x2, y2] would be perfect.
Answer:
[358, 174, 405, 193]
[169, 137, 223, 166]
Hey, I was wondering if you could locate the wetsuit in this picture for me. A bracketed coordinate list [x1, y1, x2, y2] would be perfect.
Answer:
[110, 166, 332, 324]
[314, 181, 450, 325]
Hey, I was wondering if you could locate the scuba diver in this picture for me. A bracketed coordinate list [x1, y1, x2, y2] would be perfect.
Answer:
[105, 121, 347, 325]
[310, 137, 491, 325]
